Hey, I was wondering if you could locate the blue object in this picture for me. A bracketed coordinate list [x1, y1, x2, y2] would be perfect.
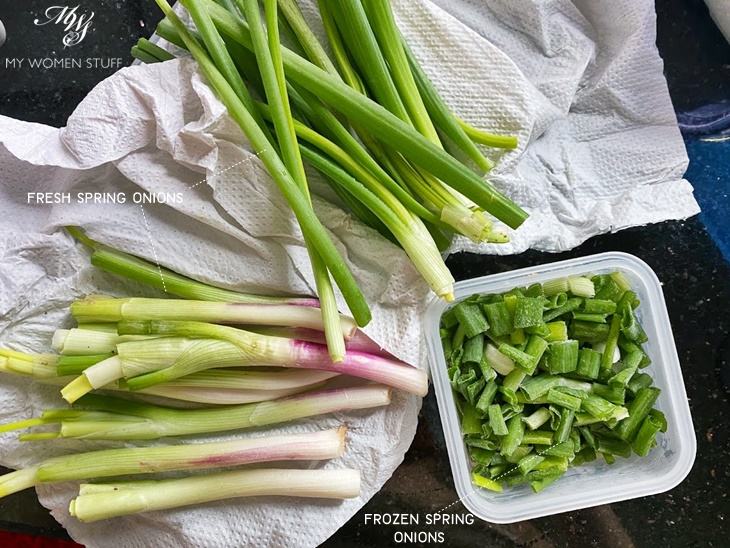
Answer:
[677, 102, 730, 135]
[684, 135, 730, 263]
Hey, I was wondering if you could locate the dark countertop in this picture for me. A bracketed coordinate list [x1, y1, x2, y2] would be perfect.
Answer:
[1, 1, 728, 546]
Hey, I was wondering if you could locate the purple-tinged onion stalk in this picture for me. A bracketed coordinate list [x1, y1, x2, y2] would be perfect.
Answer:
[69, 297, 356, 338]
[2, 348, 339, 404]
[60, 323, 426, 403]
[0, 427, 346, 498]
[12, 385, 392, 440]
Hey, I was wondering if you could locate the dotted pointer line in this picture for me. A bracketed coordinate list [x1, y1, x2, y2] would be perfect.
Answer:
[137, 151, 265, 291]
[187, 151, 264, 190]
[436, 441, 565, 514]
[138, 204, 167, 293]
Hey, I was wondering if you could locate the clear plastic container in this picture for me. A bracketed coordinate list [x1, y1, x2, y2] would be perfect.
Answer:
[424, 252, 696, 523]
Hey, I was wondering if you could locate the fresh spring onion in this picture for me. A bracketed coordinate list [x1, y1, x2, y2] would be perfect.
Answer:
[4, 385, 391, 440]
[69, 468, 360, 522]
[144, 0, 528, 305]
[66, 227, 320, 306]
[1, 348, 339, 401]
[69, 297, 357, 338]
[59, 321, 426, 402]
[0, 349, 59, 379]
[154, 0, 372, 333]
[0, 427, 346, 498]
[232, 0, 347, 363]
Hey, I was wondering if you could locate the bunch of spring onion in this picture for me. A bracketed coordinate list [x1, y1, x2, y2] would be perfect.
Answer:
[0, 425, 361, 521]
[440, 271, 666, 493]
[0, 235, 413, 441]
[132, 0, 528, 356]
[0, 242, 404, 522]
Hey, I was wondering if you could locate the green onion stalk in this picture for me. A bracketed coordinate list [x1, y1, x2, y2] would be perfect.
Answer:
[170, 0, 524, 234]
[298, 144, 454, 298]
[140, 27, 455, 299]
[315, 0, 502, 233]
[399, 37, 496, 171]
[274, 0, 340, 77]
[248, 326, 389, 357]
[51, 328, 156, 356]
[363, 0, 441, 146]
[3, 385, 392, 440]
[215, 0, 347, 363]
[127, 379, 329, 405]
[69, 297, 358, 338]
[0, 349, 58, 379]
[145, 10, 494, 266]
[0, 427, 346, 498]
[192, 0, 528, 228]
[154, 0, 372, 341]
[1, 347, 339, 404]
[457, 117, 519, 149]
[139, 0, 529, 312]
[69, 468, 360, 522]
[66, 227, 320, 307]
[60, 322, 427, 401]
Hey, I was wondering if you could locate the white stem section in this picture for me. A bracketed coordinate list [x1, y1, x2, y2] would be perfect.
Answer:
[69, 468, 361, 521]
[84, 356, 124, 389]
[52, 329, 153, 355]
[71, 298, 358, 339]
[138, 383, 327, 404]
[0, 467, 40, 497]
[485, 343, 516, 375]
[395, 221, 454, 301]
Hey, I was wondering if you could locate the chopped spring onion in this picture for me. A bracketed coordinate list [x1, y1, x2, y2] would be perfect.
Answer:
[484, 343, 515, 376]
[441, 270, 666, 492]
[567, 276, 595, 298]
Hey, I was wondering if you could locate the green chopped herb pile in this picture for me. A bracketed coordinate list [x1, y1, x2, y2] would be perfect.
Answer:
[439, 271, 667, 493]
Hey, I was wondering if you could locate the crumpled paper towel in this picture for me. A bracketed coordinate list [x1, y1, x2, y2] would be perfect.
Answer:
[0, 0, 698, 546]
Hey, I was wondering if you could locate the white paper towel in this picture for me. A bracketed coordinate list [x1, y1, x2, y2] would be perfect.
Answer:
[0, 0, 698, 547]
